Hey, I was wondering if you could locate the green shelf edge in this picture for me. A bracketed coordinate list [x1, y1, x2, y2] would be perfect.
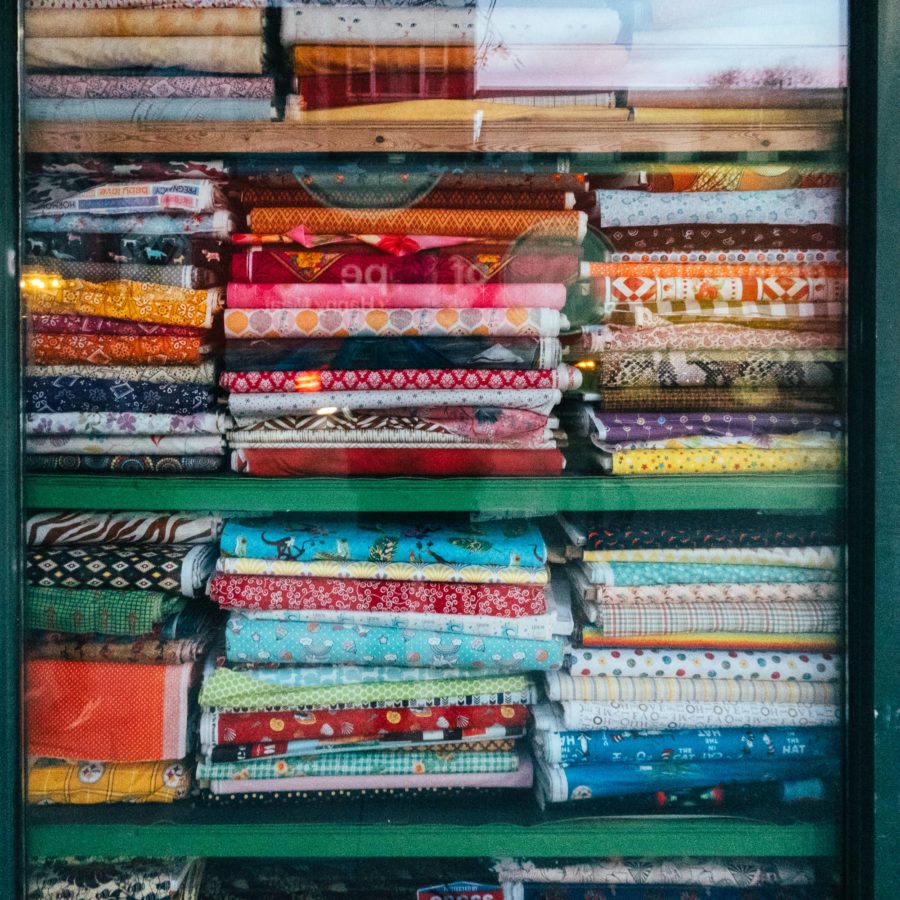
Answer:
[26, 819, 837, 859]
[24, 474, 844, 513]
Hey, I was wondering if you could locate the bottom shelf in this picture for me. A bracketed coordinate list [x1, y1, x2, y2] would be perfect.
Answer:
[27, 797, 838, 858]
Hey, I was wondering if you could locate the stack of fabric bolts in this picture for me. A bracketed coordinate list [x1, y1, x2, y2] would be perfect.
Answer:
[530, 511, 842, 809]
[23, 0, 275, 123]
[197, 516, 570, 800]
[493, 857, 829, 900]
[28, 858, 205, 900]
[22, 159, 232, 475]
[219, 158, 585, 476]
[565, 165, 845, 476]
[24, 510, 220, 805]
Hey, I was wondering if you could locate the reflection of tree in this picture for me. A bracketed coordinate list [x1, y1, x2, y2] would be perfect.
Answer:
[706, 65, 821, 89]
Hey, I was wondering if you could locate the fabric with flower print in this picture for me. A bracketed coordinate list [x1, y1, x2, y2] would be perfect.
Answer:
[27, 454, 224, 474]
[566, 647, 840, 681]
[210, 573, 545, 616]
[555, 700, 840, 731]
[216, 557, 549, 585]
[578, 561, 840, 586]
[197, 747, 519, 782]
[492, 856, 816, 886]
[198, 666, 536, 712]
[27, 659, 197, 761]
[26, 858, 203, 899]
[595, 188, 844, 227]
[226, 281, 567, 310]
[220, 516, 546, 567]
[25, 411, 228, 436]
[27, 361, 217, 385]
[225, 615, 565, 671]
[531, 719, 840, 767]
[535, 756, 839, 803]
[29, 333, 210, 366]
[27, 73, 274, 99]
[200, 703, 528, 748]
[27, 434, 225, 456]
[26, 759, 191, 805]
[545, 672, 836, 705]
[224, 308, 566, 340]
[25, 377, 213, 414]
[29, 313, 208, 337]
[22, 279, 223, 328]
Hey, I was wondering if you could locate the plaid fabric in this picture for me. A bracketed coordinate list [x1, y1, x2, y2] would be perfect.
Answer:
[26, 585, 184, 636]
[583, 597, 840, 635]
[27, 759, 190, 805]
[197, 748, 519, 782]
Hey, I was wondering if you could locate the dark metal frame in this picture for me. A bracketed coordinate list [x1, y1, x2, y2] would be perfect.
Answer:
[2, 1, 898, 895]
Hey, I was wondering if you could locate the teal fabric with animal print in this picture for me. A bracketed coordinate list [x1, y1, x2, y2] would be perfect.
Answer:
[219, 518, 547, 568]
[225, 614, 564, 671]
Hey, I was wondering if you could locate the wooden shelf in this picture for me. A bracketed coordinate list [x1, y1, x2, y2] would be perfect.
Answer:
[24, 120, 845, 155]
[24, 474, 844, 513]
[26, 801, 838, 859]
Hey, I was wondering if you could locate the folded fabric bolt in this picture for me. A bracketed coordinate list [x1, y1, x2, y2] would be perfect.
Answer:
[25, 377, 213, 415]
[27, 435, 225, 456]
[29, 631, 213, 666]
[223, 308, 567, 340]
[226, 282, 568, 310]
[22, 279, 223, 328]
[24, 261, 219, 289]
[219, 516, 546, 567]
[566, 646, 840, 681]
[581, 545, 840, 568]
[26, 98, 274, 123]
[592, 387, 840, 412]
[290, 43, 477, 76]
[231, 446, 565, 477]
[27, 361, 217, 385]
[27, 543, 215, 596]
[29, 333, 210, 366]
[221, 366, 580, 393]
[26, 73, 275, 100]
[579, 631, 840, 652]
[210, 573, 546, 616]
[535, 756, 839, 803]
[26, 585, 184, 636]
[290, 74, 474, 111]
[27, 758, 191, 805]
[24, 232, 229, 266]
[27, 455, 224, 474]
[26, 510, 223, 546]
[247, 207, 588, 242]
[201, 703, 529, 747]
[25, 8, 265, 36]
[25, 411, 230, 436]
[215, 558, 548, 585]
[576, 580, 843, 607]
[25, 36, 265, 74]
[29, 314, 209, 336]
[227, 389, 563, 421]
[25, 212, 235, 237]
[199, 665, 536, 711]
[531, 719, 841, 766]
[579, 561, 840, 586]
[554, 699, 840, 731]
[594, 188, 844, 227]
[223, 336, 562, 372]
[28, 179, 223, 217]
[225, 615, 565, 670]
[27, 659, 196, 762]
[544, 672, 836, 705]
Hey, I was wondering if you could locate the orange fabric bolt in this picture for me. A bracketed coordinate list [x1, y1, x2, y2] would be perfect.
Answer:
[29, 333, 207, 366]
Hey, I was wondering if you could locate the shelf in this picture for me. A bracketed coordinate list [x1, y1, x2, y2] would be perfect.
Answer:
[24, 474, 844, 513]
[23, 121, 844, 155]
[26, 801, 838, 859]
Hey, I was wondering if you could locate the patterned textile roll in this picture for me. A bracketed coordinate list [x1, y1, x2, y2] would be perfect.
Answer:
[24, 376, 213, 414]
[27, 454, 224, 473]
[224, 307, 566, 339]
[593, 386, 839, 412]
[291, 43, 477, 76]
[227, 281, 567, 310]
[23, 233, 229, 268]
[29, 314, 206, 337]
[589, 163, 843, 192]
[26, 510, 222, 546]
[601, 446, 841, 475]
[27, 361, 217, 384]
[229, 244, 580, 285]
[27, 435, 225, 456]
[29, 333, 209, 366]
[23, 261, 219, 289]
[248, 207, 588, 242]
[24, 411, 230, 436]
[26, 73, 275, 100]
